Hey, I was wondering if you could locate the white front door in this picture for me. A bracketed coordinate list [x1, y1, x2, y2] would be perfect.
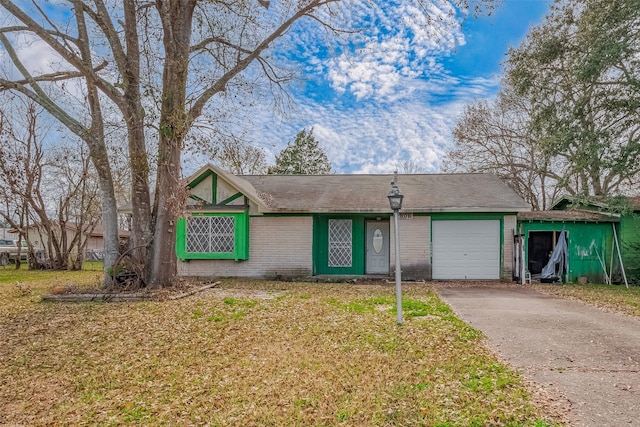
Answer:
[432, 220, 500, 279]
[366, 221, 389, 274]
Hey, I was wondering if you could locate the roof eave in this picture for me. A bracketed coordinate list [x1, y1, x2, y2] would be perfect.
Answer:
[260, 206, 531, 214]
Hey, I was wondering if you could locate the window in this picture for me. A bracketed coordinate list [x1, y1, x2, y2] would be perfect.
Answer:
[186, 216, 235, 253]
[176, 212, 249, 261]
[328, 219, 352, 267]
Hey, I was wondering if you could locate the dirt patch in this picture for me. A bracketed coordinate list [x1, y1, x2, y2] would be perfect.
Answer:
[200, 287, 289, 300]
[40, 281, 220, 302]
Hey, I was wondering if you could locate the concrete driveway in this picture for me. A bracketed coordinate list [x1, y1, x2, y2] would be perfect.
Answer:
[436, 286, 640, 427]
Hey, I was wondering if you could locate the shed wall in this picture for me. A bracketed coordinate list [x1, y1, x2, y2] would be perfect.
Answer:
[620, 214, 640, 284]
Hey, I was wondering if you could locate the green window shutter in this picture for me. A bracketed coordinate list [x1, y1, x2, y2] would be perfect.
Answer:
[176, 211, 249, 261]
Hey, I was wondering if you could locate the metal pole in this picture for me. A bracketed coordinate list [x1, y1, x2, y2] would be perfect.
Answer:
[394, 208, 402, 324]
[612, 223, 629, 288]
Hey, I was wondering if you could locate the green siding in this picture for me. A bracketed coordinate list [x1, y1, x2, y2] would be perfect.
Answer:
[620, 214, 640, 284]
[313, 215, 366, 275]
[520, 221, 614, 283]
[176, 211, 249, 261]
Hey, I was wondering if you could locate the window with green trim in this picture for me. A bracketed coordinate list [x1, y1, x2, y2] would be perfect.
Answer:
[176, 212, 249, 261]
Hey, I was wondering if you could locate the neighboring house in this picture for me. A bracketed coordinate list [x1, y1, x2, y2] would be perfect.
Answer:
[0, 228, 20, 241]
[176, 164, 531, 281]
[20, 223, 130, 261]
[522, 196, 640, 284]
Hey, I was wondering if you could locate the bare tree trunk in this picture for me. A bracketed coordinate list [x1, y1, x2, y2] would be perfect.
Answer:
[121, 0, 153, 277]
[149, 0, 197, 286]
[73, 0, 124, 282]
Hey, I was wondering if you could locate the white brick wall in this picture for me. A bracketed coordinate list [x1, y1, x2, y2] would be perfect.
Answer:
[178, 213, 515, 281]
[178, 216, 313, 278]
[390, 215, 431, 280]
[502, 215, 517, 280]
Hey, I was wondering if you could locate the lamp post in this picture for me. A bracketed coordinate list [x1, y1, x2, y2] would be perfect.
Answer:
[388, 175, 404, 324]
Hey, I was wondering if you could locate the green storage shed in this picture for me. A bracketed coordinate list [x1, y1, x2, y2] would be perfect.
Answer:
[517, 211, 620, 284]
[549, 196, 640, 285]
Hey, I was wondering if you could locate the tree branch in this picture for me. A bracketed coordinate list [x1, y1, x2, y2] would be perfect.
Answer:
[186, 0, 338, 130]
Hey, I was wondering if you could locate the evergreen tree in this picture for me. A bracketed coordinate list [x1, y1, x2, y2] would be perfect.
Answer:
[270, 129, 332, 174]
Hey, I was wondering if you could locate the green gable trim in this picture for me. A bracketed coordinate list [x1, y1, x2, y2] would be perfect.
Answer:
[218, 192, 243, 206]
[176, 211, 249, 261]
[313, 214, 366, 275]
[188, 168, 214, 188]
[212, 173, 217, 204]
[189, 194, 207, 203]
[187, 169, 217, 204]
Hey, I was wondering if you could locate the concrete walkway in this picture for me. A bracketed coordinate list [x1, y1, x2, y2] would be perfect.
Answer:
[436, 286, 640, 427]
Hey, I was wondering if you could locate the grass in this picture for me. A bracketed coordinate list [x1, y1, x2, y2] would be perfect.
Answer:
[0, 270, 563, 426]
[533, 282, 640, 317]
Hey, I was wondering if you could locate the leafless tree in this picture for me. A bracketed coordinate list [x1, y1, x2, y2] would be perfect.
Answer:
[0, 100, 101, 269]
[444, 87, 564, 210]
[215, 139, 268, 175]
[400, 160, 429, 174]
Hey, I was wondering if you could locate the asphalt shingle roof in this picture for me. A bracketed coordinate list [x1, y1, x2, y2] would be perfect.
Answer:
[240, 173, 531, 213]
[518, 210, 619, 222]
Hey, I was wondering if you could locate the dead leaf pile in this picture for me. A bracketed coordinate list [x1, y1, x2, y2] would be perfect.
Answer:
[0, 272, 564, 426]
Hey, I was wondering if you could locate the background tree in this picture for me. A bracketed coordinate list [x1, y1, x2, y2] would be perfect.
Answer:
[0, 3, 120, 280]
[400, 160, 429, 174]
[506, 0, 640, 197]
[270, 128, 332, 175]
[447, 0, 640, 209]
[215, 139, 268, 175]
[0, 101, 101, 270]
[445, 85, 563, 210]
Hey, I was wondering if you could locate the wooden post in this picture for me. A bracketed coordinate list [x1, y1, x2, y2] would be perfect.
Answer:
[612, 223, 629, 288]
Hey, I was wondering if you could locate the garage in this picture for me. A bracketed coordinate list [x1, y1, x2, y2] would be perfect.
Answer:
[432, 220, 501, 279]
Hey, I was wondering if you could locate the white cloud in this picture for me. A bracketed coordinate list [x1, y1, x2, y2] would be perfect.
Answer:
[228, 73, 499, 176]
[324, 0, 466, 102]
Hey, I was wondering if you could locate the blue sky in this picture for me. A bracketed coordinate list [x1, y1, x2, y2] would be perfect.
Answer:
[0, 0, 551, 177]
[242, 0, 552, 175]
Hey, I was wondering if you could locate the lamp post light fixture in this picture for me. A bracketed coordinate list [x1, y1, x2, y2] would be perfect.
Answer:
[388, 175, 404, 324]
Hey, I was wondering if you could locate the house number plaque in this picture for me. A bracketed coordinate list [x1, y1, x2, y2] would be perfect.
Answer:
[399, 212, 413, 220]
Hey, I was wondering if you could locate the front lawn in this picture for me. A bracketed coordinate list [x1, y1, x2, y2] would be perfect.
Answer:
[533, 282, 640, 317]
[0, 270, 561, 426]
